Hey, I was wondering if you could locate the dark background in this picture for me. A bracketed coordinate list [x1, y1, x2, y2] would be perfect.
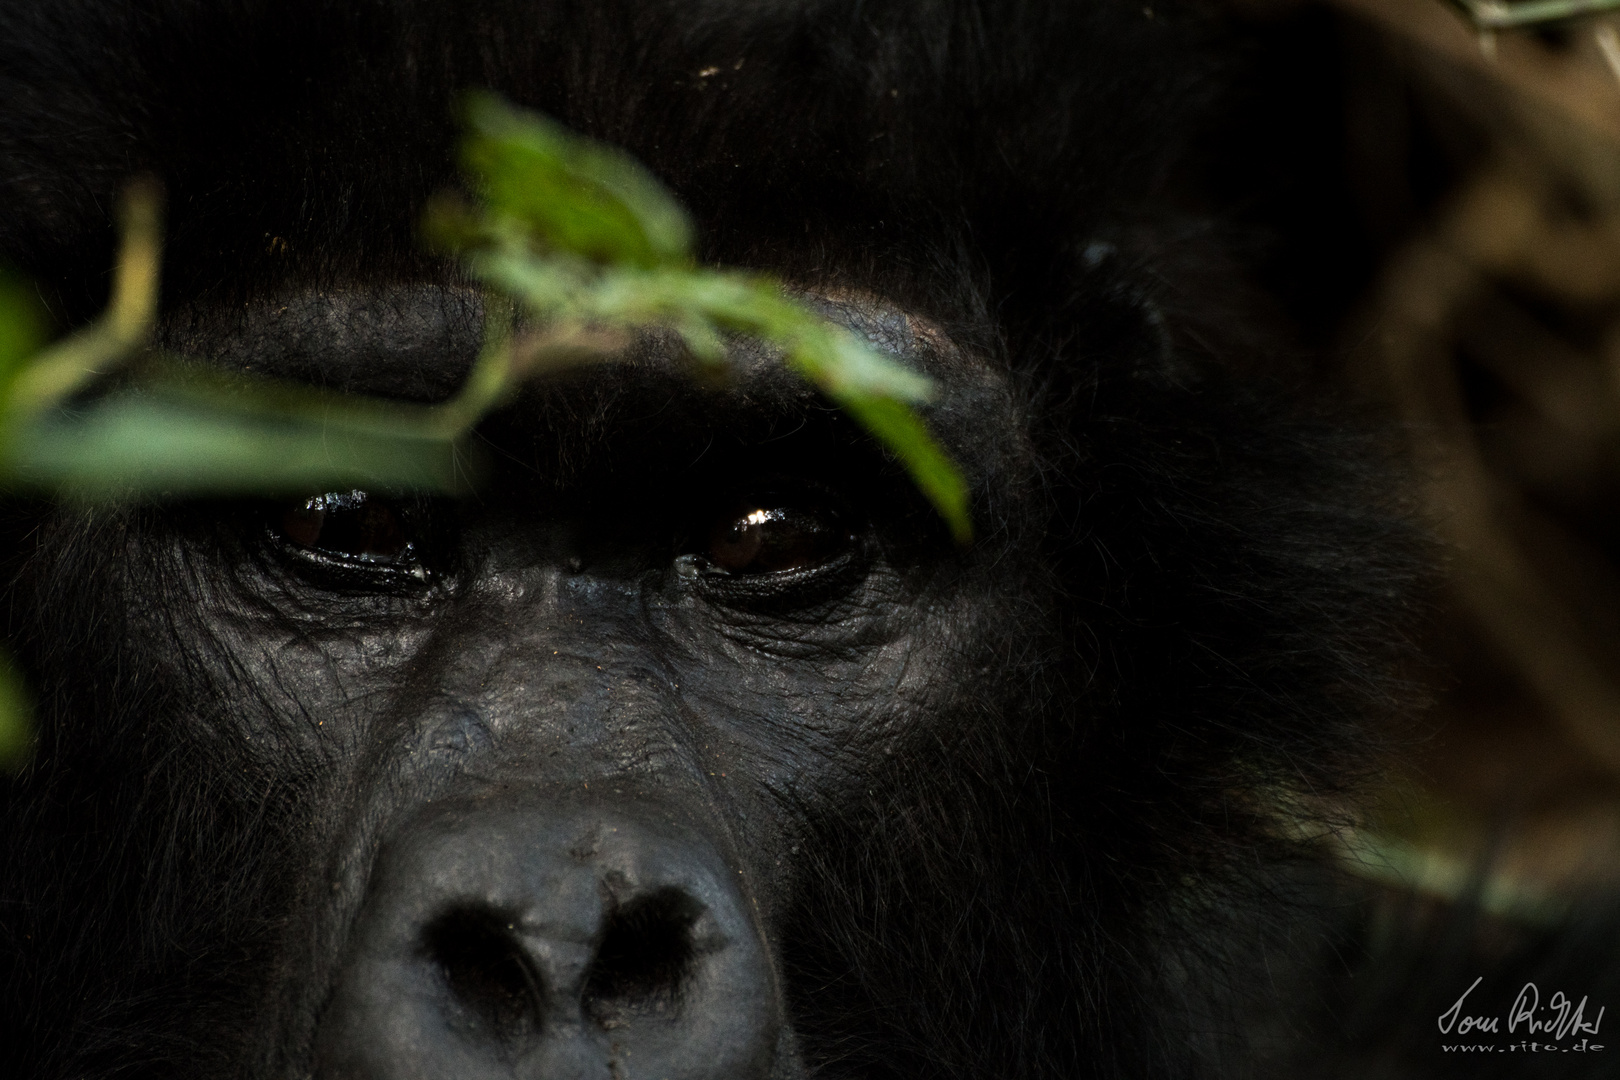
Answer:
[1213, 0, 1620, 910]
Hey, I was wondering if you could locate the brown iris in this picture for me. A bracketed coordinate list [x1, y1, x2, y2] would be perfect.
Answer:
[707, 504, 851, 574]
[277, 491, 412, 562]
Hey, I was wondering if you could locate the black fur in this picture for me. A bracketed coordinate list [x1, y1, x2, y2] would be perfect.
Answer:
[0, 3, 1446, 1079]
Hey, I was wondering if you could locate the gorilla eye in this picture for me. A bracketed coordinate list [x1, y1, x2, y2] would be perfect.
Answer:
[706, 503, 853, 575]
[274, 490, 413, 564]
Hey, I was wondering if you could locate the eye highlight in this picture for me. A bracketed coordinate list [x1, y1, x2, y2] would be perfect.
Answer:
[706, 502, 853, 575]
[274, 490, 413, 564]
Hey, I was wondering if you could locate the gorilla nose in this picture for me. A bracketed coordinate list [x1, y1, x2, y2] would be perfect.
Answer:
[313, 801, 780, 1079]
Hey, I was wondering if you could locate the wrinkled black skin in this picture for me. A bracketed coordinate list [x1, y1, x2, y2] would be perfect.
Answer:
[0, 3, 1428, 1078]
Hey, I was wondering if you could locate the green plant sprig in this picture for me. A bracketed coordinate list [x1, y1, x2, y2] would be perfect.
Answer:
[0, 92, 972, 767]
[431, 93, 969, 540]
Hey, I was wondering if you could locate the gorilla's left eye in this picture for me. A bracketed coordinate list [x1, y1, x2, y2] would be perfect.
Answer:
[272, 490, 414, 564]
[706, 502, 854, 575]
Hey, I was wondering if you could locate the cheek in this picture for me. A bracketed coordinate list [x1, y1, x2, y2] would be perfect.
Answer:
[166, 594, 440, 757]
[651, 584, 1012, 778]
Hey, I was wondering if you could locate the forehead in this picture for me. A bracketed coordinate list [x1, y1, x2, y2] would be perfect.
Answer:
[155, 282, 1026, 495]
[159, 284, 985, 392]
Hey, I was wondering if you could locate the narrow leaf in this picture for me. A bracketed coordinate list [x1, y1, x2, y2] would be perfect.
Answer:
[463, 92, 693, 268]
[835, 394, 972, 543]
[10, 394, 477, 497]
[0, 273, 45, 376]
[0, 655, 32, 772]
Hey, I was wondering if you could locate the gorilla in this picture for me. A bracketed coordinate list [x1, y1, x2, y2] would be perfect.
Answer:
[0, 2, 1434, 1078]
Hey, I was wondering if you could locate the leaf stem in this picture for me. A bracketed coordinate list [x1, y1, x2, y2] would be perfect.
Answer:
[7, 179, 162, 419]
[1453, 0, 1620, 28]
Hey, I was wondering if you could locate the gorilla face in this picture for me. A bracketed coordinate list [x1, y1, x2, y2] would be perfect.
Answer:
[0, 3, 1421, 1079]
[151, 287, 1026, 1078]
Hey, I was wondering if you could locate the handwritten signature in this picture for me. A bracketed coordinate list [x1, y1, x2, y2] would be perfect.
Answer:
[1439, 976, 1607, 1040]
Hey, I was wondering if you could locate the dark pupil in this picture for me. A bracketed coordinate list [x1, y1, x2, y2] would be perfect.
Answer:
[708, 506, 845, 574]
[280, 491, 409, 561]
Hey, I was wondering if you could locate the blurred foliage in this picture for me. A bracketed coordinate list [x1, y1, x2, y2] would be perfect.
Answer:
[0, 273, 46, 386]
[1232, 0, 1620, 903]
[1452, 0, 1620, 31]
[0, 94, 968, 769]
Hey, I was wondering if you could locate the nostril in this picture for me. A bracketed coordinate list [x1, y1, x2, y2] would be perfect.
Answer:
[421, 905, 544, 1043]
[317, 811, 780, 1080]
[583, 887, 704, 1025]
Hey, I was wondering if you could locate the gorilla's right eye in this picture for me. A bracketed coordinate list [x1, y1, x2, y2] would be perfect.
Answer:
[705, 501, 854, 575]
[271, 490, 414, 564]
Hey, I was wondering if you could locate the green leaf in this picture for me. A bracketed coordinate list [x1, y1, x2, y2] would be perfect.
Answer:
[466, 255, 939, 402]
[0, 271, 46, 389]
[454, 208, 961, 534]
[462, 92, 693, 268]
[9, 393, 478, 497]
[436, 96, 966, 535]
[0, 652, 33, 772]
[835, 393, 971, 543]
